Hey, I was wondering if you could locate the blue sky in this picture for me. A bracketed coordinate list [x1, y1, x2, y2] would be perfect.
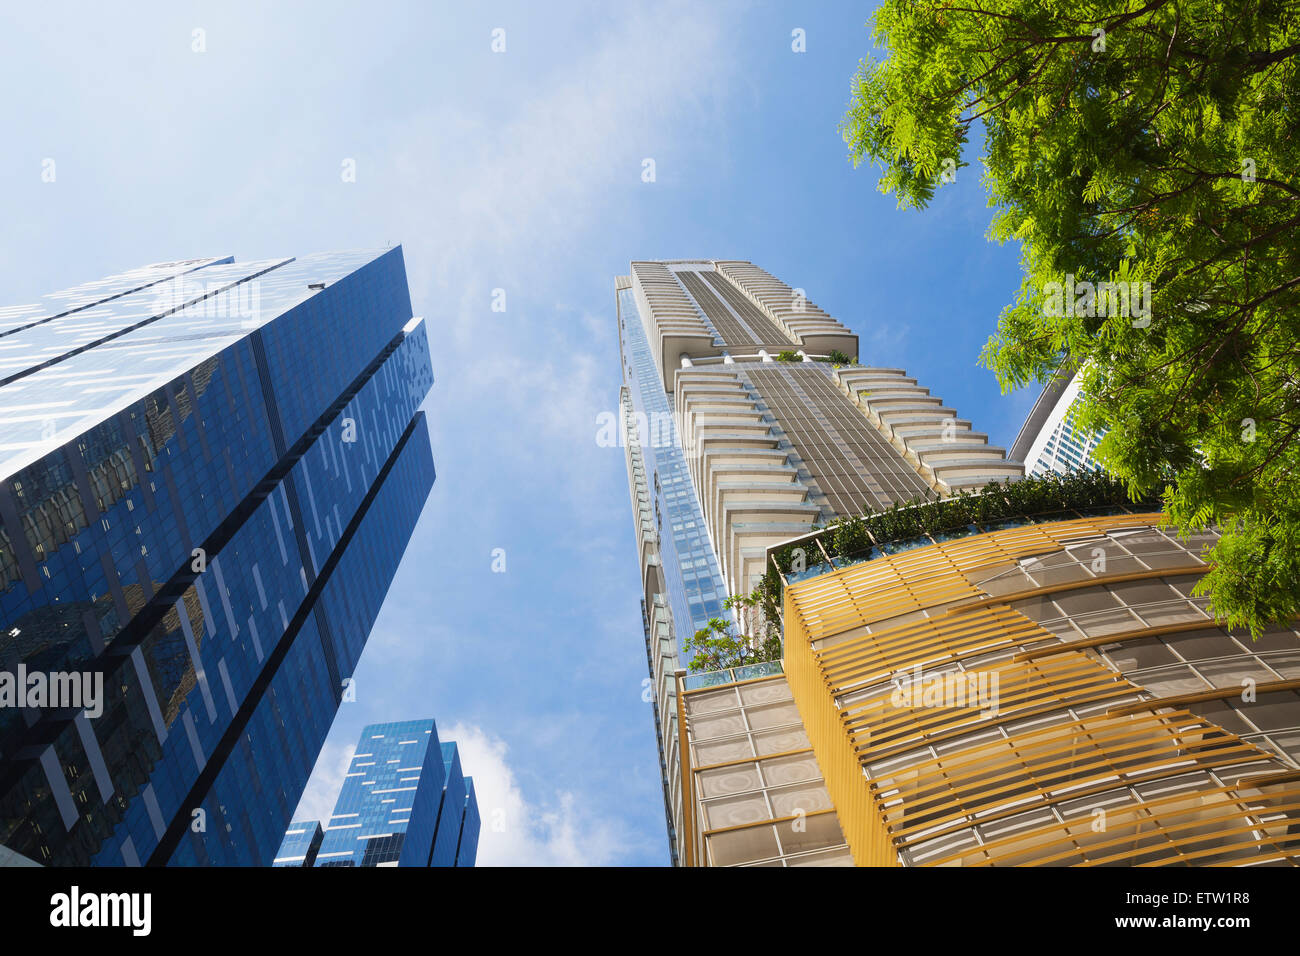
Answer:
[0, 1, 1033, 865]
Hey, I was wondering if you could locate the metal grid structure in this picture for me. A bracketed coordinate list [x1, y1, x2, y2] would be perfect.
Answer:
[681, 670, 852, 867]
[745, 365, 934, 515]
[783, 513, 1300, 866]
[675, 269, 794, 350]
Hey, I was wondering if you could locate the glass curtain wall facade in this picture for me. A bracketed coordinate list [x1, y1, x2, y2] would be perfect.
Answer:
[456, 777, 480, 867]
[273, 820, 323, 867]
[618, 276, 730, 864]
[309, 719, 478, 867]
[0, 248, 435, 866]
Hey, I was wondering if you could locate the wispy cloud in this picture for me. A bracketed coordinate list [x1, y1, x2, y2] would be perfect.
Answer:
[444, 721, 654, 866]
[293, 739, 354, 825]
[383, 4, 735, 314]
[379, 3, 739, 523]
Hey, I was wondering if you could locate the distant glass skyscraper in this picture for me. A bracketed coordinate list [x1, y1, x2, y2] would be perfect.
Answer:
[0, 248, 435, 866]
[281, 719, 478, 867]
[1009, 369, 1105, 475]
[455, 774, 481, 868]
[272, 820, 324, 867]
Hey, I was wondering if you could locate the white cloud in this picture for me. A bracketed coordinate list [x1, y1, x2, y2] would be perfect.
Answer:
[445, 721, 647, 866]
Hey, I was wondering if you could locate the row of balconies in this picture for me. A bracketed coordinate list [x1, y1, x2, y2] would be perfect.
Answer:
[836, 367, 1023, 493]
[713, 261, 859, 357]
[675, 370, 822, 600]
[634, 261, 867, 393]
[632, 262, 719, 393]
[620, 391, 658, 574]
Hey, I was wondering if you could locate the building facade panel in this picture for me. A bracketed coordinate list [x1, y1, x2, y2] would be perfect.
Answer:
[429, 741, 468, 867]
[456, 778, 481, 867]
[781, 513, 1300, 866]
[272, 820, 323, 867]
[1010, 370, 1105, 476]
[314, 720, 445, 868]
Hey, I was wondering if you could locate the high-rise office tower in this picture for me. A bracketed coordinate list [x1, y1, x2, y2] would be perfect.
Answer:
[618, 260, 1300, 866]
[0, 249, 435, 866]
[1009, 369, 1105, 476]
[278, 719, 478, 867]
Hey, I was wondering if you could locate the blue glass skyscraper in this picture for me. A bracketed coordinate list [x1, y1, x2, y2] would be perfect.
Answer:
[0, 248, 435, 866]
[272, 820, 324, 867]
[294, 719, 478, 867]
[456, 777, 480, 867]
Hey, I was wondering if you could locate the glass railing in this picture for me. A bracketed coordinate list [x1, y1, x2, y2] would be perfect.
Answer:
[682, 659, 784, 691]
[785, 561, 836, 584]
[732, 660, 784, 682]
[776, 502, 1159, 589]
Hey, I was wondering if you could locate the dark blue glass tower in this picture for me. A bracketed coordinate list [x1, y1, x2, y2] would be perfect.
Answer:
[309, 719, 478, 867]
[0, 249, 436, 866]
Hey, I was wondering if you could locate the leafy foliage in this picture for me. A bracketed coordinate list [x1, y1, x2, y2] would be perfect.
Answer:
[760, 470, 1152, 626]
[815, 348, 860, 366]
[774, 350, 803, 362]
[843, 0, 1300, 636]
[683, 594, 783, 673]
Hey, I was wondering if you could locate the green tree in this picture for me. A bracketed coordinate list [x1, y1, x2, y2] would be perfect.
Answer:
[815, 348, 860, 366]
[842, 0, 1300, 636]
[682, 593, 783, 673]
